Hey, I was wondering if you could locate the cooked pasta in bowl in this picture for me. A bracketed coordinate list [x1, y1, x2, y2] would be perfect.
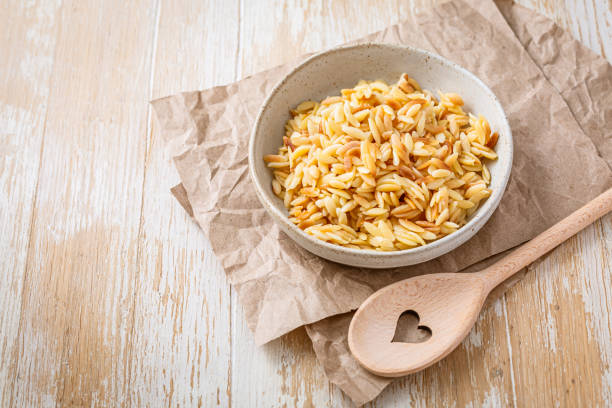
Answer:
[249, 44, 512, 268]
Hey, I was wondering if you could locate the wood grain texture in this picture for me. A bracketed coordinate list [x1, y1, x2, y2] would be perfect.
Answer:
[231, 318, 334, 407]
[0, 0, 610, 407]
[8, 1, 156, 406]
[504, 219, 612, 407]
[0, 1, 61, 406]
[127, 1, 238, 406]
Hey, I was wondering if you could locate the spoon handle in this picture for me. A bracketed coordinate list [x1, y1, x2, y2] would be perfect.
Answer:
[481, 187, 612, 291]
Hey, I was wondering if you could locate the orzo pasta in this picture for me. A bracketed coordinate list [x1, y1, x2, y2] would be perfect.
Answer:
[263, 74, 498, 251]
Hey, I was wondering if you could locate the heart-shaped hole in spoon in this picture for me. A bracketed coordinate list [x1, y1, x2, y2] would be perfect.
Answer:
[391, 310, 432, 343]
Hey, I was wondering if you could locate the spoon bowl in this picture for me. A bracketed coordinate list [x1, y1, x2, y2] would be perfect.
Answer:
[349, 273, 489, 376]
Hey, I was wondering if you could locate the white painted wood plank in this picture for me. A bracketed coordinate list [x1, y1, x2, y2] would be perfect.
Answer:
[231, 309, 334, 407]
[578, 214, 612, 406]
[590, 0, 612, 60]
[236, 0, 407, 79]
[0, 1, 61, 406]
[9, 1, 157, 406]
[128, 0, 239, 406]
[504, 215, 612, 406]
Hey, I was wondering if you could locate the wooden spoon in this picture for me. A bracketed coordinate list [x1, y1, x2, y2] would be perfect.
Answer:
[348, 188, 612, 377]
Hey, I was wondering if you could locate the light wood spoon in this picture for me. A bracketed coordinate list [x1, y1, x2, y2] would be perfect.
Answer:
[348, 188, 612, 377]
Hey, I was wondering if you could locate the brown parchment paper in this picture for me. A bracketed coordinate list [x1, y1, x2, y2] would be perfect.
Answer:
[153, 0, 612, 404]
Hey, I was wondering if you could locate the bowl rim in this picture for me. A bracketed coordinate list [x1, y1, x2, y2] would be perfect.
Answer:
[248, 42, 513, 259]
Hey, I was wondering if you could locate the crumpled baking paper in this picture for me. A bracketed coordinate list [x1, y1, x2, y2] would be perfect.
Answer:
[152, 0, 612, 404]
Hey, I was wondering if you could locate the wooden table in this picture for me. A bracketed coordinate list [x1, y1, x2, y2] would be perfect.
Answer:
[1, 0, 611, 406]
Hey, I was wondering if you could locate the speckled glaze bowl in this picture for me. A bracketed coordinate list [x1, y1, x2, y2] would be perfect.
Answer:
[249, 44, 513, 268]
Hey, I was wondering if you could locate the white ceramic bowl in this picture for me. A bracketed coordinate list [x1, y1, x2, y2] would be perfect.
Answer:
[249, 43, 512, 268]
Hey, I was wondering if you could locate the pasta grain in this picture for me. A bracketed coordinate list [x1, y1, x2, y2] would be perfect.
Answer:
[263, 74, 498, 251]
